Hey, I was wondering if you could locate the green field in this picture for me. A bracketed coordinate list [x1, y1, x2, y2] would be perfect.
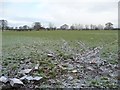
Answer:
[2, 30, 118, 59]
[1, 30, 119, 88]
[2, 30, 118, 47]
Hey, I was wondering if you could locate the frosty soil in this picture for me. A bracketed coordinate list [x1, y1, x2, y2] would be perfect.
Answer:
[0, 40, 119, 89]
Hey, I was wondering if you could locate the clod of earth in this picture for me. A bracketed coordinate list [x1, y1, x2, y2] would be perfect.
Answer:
[109, 71, 118, 78]
[0, 76, 9, 83]
[34, 64, 39, 70]
[19, 69, 32, 75]
[67, 76, 74, 80]
[20, 75, 33, 81]
[48, 79, 56, 84]
[33, 76, 43, 81]
[86, 66, 94, 71]
[20, 75, 43, 81]
[9, 78, 24, 87]
[47, 53, 55, 57]
[72, 70, 77, 73]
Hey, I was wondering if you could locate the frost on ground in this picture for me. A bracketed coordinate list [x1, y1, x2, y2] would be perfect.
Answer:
[0, 40, 119, 89]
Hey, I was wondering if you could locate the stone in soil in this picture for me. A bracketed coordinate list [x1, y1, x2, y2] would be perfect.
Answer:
[10, 78, 24, 87]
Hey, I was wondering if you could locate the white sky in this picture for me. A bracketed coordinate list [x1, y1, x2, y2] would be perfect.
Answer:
[0, 0, 119, 28]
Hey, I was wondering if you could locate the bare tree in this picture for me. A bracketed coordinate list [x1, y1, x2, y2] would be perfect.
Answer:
[90, 24, 93, 30]
[15, 27, 18, 30]
[17, 26, 22, 31]
[70, 24, 75, 30]
[33, 22, 41, 30]
[23, 25, 29, 30]
[73, 24, 83, 30]
[85, 25, 89, 30]
[98, 24, 104, 30]
[0, 20, 8, 31]
[77, 24, 83, 30]
[49, 22, 55, 30]
[74, 24, 78, 30]
[60, 24, 69, 30]
[70, 24, 82, 30]
[49, 23, 53, 29]
[90, 24, 97, 30]
[105, 22, 113, 30]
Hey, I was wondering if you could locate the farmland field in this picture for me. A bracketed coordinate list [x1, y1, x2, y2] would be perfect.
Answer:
[2, 30, 118, 48]
[1, 30, 119, 88]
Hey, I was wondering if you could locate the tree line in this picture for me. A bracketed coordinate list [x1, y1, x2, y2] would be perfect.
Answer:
[0, 20, 119, 31]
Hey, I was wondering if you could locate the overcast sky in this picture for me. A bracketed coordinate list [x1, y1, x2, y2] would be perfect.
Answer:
[0, 0, 119, 28]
